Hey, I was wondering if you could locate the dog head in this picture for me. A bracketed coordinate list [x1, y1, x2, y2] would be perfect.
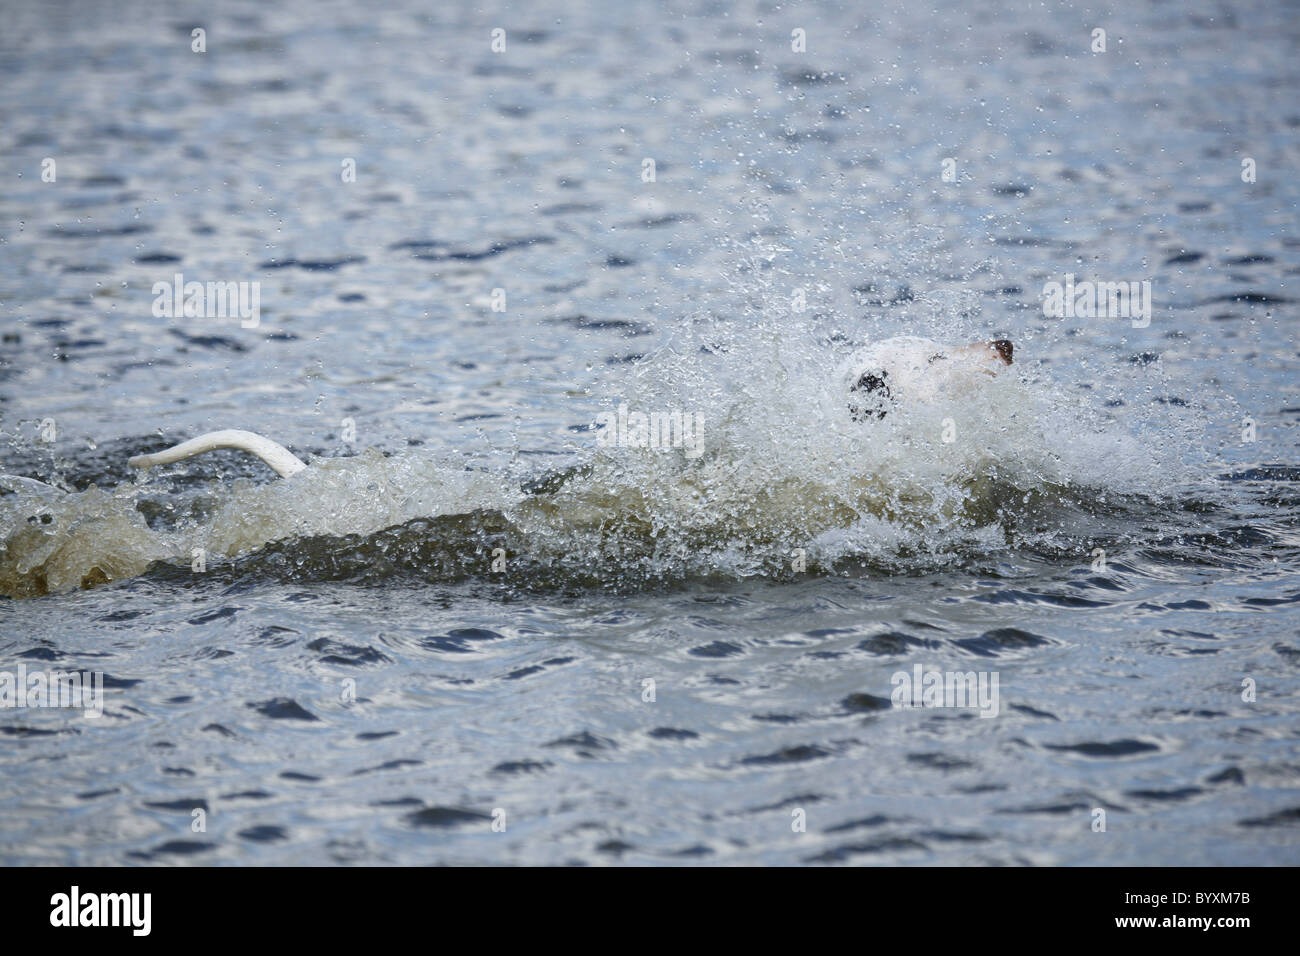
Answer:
[846, 338, 1013, 422]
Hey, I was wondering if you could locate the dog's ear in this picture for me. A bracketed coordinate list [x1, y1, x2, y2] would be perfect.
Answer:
[988, 339, 1013, 365]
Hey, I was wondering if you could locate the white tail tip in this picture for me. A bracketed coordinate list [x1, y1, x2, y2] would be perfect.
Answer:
[128, 429, 307, 479]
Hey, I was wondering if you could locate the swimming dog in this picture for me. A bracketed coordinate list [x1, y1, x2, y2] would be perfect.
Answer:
[105, 337, 1014, 480]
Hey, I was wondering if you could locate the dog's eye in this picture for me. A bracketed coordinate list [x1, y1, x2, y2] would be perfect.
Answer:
[927, 352, 947, 364]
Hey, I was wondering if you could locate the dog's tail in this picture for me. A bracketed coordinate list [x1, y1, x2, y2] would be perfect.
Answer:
[128, 430, 307, 478]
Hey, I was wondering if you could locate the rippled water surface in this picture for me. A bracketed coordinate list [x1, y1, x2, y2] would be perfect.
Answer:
[2, 0, 1299, 865]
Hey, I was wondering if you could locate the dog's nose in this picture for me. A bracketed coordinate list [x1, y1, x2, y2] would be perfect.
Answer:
[989, 339, 1013, 365]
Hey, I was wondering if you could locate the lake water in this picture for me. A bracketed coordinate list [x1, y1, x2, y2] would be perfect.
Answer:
[2, 0, 1299, 865]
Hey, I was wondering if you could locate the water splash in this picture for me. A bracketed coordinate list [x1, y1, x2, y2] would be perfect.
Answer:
[1, 296, 1192, 597]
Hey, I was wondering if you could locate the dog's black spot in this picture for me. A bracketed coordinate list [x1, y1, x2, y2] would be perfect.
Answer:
[849, 370, 891, 421]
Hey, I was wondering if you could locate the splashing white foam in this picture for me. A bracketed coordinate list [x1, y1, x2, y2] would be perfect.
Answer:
[1, 286, 1191, 597]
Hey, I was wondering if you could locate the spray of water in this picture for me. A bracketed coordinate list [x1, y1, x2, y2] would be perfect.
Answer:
[1, 238, 1201, 598]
